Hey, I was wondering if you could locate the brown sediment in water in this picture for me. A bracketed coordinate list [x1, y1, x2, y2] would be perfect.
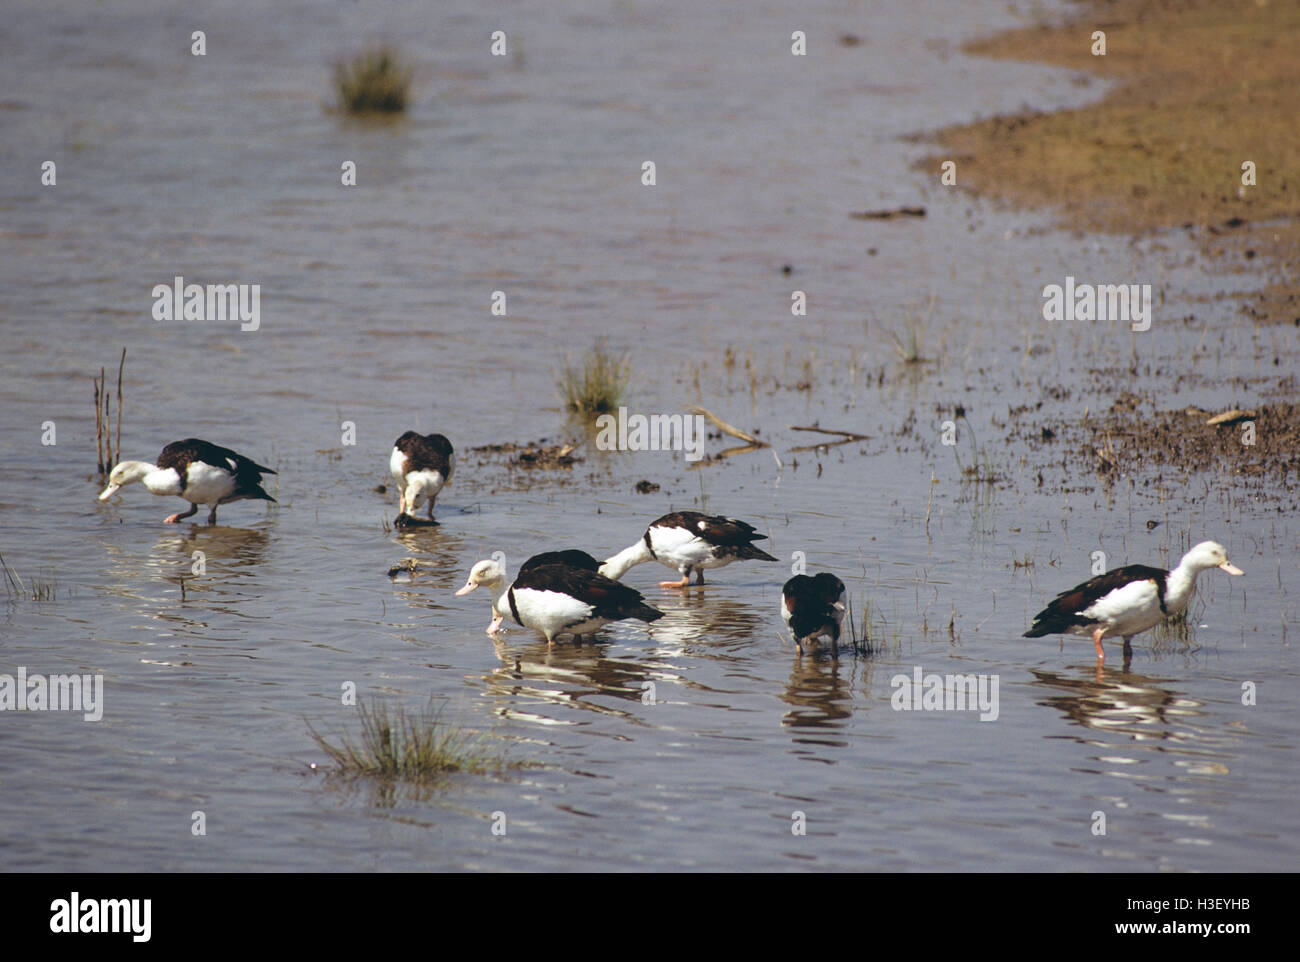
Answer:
[921, 0, 1300, 324]
[1011, 397, 1300, 506]
[470, 439, 581, 469]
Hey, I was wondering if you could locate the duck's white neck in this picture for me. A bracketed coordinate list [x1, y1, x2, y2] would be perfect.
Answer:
[1164, 556, 1210, 614]
[599, 541, 654, 581]
[488, 577, 512, 620]
[114, 461, 155, 485]
[112, 460, 178, 495]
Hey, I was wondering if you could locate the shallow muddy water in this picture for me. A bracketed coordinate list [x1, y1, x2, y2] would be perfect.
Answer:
[1, 0, 1296, 871]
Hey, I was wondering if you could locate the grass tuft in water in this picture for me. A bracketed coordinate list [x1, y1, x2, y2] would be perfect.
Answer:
[951, 414, 1002, 486]
[558, 341, 631, 415]
[844, 595, 906, 655]
[1, 552, 57, 602]
[888, 297, 934, 365]
[889, 326, 924, 365]
[308, 697, 508, 783]
[334, 47, 413, 115]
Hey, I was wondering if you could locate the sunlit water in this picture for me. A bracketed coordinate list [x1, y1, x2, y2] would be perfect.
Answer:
[1, 0, 1296, 871]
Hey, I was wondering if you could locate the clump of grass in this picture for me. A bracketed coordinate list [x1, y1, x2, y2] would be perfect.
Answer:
[28, 576, 57, 602]
[558, 341, 631, 415]
[1, 551, 23, 599]
[843, 595, 906, 656]
[334, 47, 413, 115]
[0, 553, 57, 602]
[950, 414, 1002, 485]
[887, 297, 934, 365]
[308, 697, 507, 783]
[888, 326, 924, 365]
[843, 595, 872, 656]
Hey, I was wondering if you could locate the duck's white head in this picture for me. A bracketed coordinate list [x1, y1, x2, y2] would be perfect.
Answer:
[98, 461, 153, 500]
[455, 559, 507, 595]
[1183, 541, 1244, 576]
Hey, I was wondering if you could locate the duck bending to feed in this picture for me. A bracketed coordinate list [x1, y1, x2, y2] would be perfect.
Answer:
[599, 511, 778, 587]
[390, 431, 454, 525]
[98, 438, 276, 524]
[1023, 541, 1243, 663]
[456, 556, 663, 644]
[782, 573, 847, 653]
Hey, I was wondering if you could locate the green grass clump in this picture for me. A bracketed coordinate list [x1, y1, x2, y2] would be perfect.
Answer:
[558, 342, 631, 415]
[334, 47, 413, 115]
[308, 697, 505, 783]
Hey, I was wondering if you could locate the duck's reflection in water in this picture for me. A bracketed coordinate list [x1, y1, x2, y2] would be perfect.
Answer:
[1031, 665, 1242, 790]
[473, 588, 767, 729]
[779, 654, 877, 737]
[1029, 665, 1249, 859]
[388, 524, 469, 593]
[479, 635, 671, 728]
[101, 524, 272, 597]
[643, 588, 764, 657]
[93, 526, 277, 652]
[1033, 666, 1210, 742]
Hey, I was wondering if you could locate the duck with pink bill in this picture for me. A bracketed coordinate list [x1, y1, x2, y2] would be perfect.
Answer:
[98, 438, 275, 524]
[1023, 541, 1243, 663]
[456, 553, 663, 645]
[599, 511, 777, 588]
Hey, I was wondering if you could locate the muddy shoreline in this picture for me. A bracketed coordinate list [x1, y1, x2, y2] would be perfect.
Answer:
[914, 0, 1297, 497]
[923, 0, 1300, 330]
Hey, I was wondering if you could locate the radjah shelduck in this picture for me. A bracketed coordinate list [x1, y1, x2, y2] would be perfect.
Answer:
[98, 438, 276, 524]
[1023, 541, 1243, 663]
[782, 573, 847, 654]
[599, 511, 778, 587]
[390, 431, 454, 525]
[456, 552, 663, 645]
[516, 549, 602, 574]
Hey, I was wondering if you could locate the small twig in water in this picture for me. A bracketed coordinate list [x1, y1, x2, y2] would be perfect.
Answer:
[688, 405, 765, 446]
[788, 424, 870, 441]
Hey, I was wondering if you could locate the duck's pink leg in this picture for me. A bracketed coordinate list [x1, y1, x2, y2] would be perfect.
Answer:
[1092, 627, 1106, 663]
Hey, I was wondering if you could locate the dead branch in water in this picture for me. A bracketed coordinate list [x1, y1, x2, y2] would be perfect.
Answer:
[789, 439, 862, 454]
[788, 424, 870, 441]
[850, 206, 926, 220]
[687, 405, 766, 446]
[1204, 408, 1255, 426]
[686, 442, 767, 469]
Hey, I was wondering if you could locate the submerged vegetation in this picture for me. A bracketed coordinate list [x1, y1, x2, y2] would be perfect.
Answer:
[308, 697, 511, 783]
[334, 47, 413, 115]
[558, 341, 631, 415]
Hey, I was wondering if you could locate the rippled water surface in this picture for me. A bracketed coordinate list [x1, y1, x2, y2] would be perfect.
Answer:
[1, 0, 1296, 871]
